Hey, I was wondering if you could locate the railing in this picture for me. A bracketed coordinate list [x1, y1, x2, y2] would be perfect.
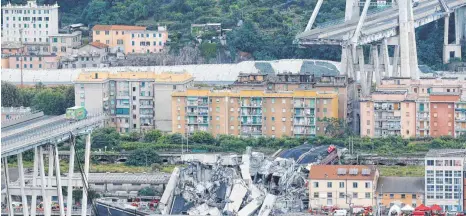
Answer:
[241, 121, 263, 125]
[2, 114, 65, 138]
[241, 102, 262, 107]
[2, 113, 107, 156]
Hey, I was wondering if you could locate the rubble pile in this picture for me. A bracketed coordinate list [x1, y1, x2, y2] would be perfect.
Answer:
[158, 147, 311, 215]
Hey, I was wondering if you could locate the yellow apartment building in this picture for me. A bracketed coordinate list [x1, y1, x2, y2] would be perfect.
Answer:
[92, 25, 168, 54]
[171, 89, 339, 137]
[375, 177, 425, 208]
[308, 165, 379, 209]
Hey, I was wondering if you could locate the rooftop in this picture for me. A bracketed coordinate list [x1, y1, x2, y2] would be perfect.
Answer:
[92, 25, 147, 31]
[172, 88, 338, 98]
[309, 165, 377, 180]
[429, 92, 460, 96]
[48, 31, 82, 37]
[1, 42, 23, 49]
[88, 41, 109, 49]
[376, 177, 424, 194]
[75, 71, 193, 83]
[426, 149, 466, 158]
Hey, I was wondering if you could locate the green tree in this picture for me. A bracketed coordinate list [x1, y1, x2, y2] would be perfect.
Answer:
[32, 88, 67, 115]
[144, 130, 163, 143]
[91, 128, 121, 150]
[190, 131, 215, 145]
[126, 148, 161, 166]
[1, 81, 21, 107]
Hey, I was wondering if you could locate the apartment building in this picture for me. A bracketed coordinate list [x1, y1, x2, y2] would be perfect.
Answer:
[74, 71, 194, 133]
[49, 31, 82, 56]
[61, 42, 110, 69]
[91, 25, 168, 54]
[308, 165, 379, 209]
[425, 149, 466, 212]
[232, 72, 359, 132]
[361, 77, 466, 138]
[375, 177, 425, 208]
[5, 54, 58, 70]
[171, 89, 338, 137]
[1, 1, 59, 43]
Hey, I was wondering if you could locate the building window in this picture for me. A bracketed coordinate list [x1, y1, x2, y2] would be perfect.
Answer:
[401, 194, 406, 199]
[365, 193, 371, 199]
[339, 182, 344, 188]
[313, 182, 319, 188]
[367, 129, 370, 134]
[314, 192, 319, 198]
[105, 31, 109, 35]
[365, 182, 370, 188]
[39, 64, 42, 68]
[427, 160, 434, 166]
[353, 182, 358, 188]
[327, 192, 332, 198]
[353, 192, 358, 198]
[106, 40, 110, 44]
[367, 120, 370, 125]
[339, 192, 345, 198]
[327, 182, 332, 188]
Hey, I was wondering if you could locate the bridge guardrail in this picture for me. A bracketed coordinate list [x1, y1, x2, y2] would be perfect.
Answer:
[1, 114, 65, 138]
[2, 113, 107, 156]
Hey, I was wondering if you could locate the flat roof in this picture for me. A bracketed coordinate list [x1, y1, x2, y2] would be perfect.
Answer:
[172, 89, 338, 98]
[426, 149, 466, 157]
[75, 71, 194, 83]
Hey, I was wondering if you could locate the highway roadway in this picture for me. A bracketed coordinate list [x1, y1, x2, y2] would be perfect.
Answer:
[297, 0, 466, 45]
[1, 113, 107, 158]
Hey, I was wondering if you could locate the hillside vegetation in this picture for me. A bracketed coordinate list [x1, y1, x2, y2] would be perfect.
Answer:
[5, 0, 464, 68]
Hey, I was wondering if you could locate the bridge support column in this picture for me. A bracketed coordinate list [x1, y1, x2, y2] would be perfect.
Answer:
[66, 138, 76, 216]
[407, 0, 418, 79]
[392, 45, 400, 77]
[81, 133, 92, 216]
[372, 44, 381, 86]
[357, 46, 370, 96]
[443, 11, 463, 64]
[3, 157, 14, 216]
[18, 153, 30, 216]
[47, 146, 53, 215]
[381, 39, 390, 78]
[54, 144, 65, 216]
[31, 147, 39, 216]
[39, 147, 51, 216]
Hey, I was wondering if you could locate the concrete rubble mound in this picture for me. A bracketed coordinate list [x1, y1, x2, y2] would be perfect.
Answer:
[158, 147, 310, 215]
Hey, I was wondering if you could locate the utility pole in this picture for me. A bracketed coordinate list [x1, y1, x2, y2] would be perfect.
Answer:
[20, 29, 24, 87]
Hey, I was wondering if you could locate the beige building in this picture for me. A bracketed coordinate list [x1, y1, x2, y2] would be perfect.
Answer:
[91, 25, 168, 54]
[171, 89, 339, 137]
[308, 165, 379, 209]
[74, 71, 194, 133]
[49, 31, 82, 56]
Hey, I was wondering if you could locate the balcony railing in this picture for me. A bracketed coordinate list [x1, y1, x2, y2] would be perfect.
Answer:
[241, 120, 262, 125]
[241, 102, 262, 107]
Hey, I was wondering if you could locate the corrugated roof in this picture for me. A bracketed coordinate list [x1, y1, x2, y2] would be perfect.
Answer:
[376, 177, 424, 194]
[75, 71, 193, 83]
[92, 25, 146, 31]
[309, 165, 377, 180]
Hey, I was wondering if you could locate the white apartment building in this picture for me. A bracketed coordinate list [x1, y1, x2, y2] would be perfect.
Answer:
[425, 149, 465, 212]
[1, 0, 59, 43]
[74, 71, 194, 133]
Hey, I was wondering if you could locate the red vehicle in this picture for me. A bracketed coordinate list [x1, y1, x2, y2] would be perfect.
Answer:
[327, 145, 336, 153]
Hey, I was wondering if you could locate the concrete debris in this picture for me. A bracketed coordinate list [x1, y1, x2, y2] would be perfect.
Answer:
[160, 147, 312, 215]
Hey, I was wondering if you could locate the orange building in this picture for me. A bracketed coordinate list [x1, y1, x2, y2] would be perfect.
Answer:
[375, 177, 425, 208]
[172, 89, 339, 137]
[92, 25, 168, 54]
[429, 93, 459, 137]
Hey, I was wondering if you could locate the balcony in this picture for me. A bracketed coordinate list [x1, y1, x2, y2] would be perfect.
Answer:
[455, 118, 466, 122]
[241, 120, 262, 125]
[139, 104, 152, 108]
[241, 111, 262, 116]
[455, 108, 466, 112]
[374, 116, 401, 121]
[293, 120, 314, 126]
[187, 120, 208, 125]
[241, 102, 262, 107]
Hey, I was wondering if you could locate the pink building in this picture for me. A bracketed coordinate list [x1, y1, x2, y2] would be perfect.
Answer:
[361, 77, 466, 138]
[7, 54, 59, 69]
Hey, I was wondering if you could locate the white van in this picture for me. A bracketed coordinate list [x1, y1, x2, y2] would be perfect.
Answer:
[334, 209, 348, 216]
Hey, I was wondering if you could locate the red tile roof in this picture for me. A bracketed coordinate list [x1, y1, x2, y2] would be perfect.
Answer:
[89, 41, 109, 49]
[309, 165, 377, 180]
[92, 25, 146, 31]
